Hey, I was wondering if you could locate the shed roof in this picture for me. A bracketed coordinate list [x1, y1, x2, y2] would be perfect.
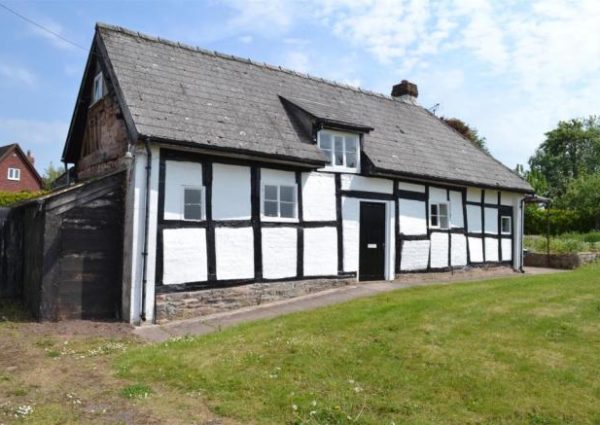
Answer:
[83, 23, 532, 192]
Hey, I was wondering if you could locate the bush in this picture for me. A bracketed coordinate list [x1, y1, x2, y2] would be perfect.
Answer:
[0, 191, 46, 207]
[524, 234, 600, 254]
[525, 205, 596, 235]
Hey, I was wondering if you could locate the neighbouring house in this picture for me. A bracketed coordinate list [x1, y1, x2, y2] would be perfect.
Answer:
[14, 23, 533, 323]
[0, 144, 43, 192]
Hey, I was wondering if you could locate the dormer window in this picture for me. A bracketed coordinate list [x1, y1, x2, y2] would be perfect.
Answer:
[318, 129, 360, 172]
[92, 72, 105, 104]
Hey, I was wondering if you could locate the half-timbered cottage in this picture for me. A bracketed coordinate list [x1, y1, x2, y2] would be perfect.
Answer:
[62, 24, 533, 324]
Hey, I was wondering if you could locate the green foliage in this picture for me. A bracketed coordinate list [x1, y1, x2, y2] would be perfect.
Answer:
[528, 116, 600, 198]
[525, 205, 595, 235]
[41, 162, 63, 190]
[441, 117, 489, 152]
[0, 190, 45, 207]
[117, 264, 600, 424]
[557, 173, 600, 229]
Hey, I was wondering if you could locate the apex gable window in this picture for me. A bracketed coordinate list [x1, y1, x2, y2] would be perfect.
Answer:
[7, 168, 20, 181]
[429, 202, 449, 229]
[262, 184, 297, 220]
[183, 187, 204, 221]
[92, 72, 105, 104]
[501, 216, 512, 234]
[318, 130, 359, 172]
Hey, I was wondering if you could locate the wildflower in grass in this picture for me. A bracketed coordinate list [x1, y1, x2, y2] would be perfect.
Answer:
[291, 404, 298, 411]
[310, 410, 317, 416]
[311, 400, 317, 407]
[15, 405, 33, 417]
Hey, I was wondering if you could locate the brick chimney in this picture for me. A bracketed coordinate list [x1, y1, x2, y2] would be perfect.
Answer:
[391, 80, 418, 105]
[26, 150, 35, 165]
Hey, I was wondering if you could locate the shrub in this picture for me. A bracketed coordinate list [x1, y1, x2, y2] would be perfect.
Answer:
[0, 191, 46, 207]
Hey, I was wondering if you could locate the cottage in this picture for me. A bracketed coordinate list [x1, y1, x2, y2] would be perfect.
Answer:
[0, 144, 42, 192]
[61, 24, 532, 324]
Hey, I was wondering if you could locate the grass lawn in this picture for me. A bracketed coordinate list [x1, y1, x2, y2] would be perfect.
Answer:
[117, 264, 600, 424]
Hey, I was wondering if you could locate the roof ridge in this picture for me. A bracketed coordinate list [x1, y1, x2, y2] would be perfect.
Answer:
[95, 22, 417, 106]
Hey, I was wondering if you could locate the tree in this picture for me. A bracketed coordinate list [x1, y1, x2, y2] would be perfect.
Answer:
[557, 173, 600, 229]
[441, 117, 489, 153]
[42, 162, 63, 190]
[528, 116, 600, 198]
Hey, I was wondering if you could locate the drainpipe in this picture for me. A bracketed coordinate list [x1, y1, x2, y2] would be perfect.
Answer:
[63, 160, 69, 186]
[139, 138, 152, 322]
[519, 196, 526, 273]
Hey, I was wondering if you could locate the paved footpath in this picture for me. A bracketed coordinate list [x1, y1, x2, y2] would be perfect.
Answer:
[134, 267, 564, 343]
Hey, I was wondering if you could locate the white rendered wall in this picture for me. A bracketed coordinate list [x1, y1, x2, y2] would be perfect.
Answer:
[429, 186, 447, 203]
[304, 227, 338, 276]
[212, 163, 251, 220]
[262, 227, 297, 279]
[468, 237, 484, 263]
[163, 228, 207, 284]
[467, 187, 482, 202]
[449, 190, 464, 228]
[501, 238, 512, 261]
[430, 232, 449, 268]
[215, 227, 254, 279]
[399, 199, 427, 235]
[398, 181, 425, 193]
[401, 240, 430, 271]
[513, 195, 524, 269]
[485, 190, 498, 204]
[342, 197, 359, 273]
[467, 205, 482, 233]
[485, 237, 499, 262]
[451, 234, 468, 266]
[484, 207, 498, 234]
[501, 192, 514, 206]
[164, 161, 203, 220]
[128, 145, 160, 324]
[341, 174, 393, 193]
[302, 172, 336, 221]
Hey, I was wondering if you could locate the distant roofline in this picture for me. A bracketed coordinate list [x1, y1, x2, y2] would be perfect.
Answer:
[95, 22, 414, 106]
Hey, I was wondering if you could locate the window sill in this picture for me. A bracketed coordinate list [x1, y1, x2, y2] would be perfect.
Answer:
[319, 165, 360, 174]
[261, 216, 299, 223]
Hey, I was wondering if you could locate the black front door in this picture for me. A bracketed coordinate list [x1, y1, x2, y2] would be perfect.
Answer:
[359, 202, 386, 281]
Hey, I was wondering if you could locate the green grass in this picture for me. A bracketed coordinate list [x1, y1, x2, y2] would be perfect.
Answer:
[525, 232, 600, 254]
[117, 264, 600, 424]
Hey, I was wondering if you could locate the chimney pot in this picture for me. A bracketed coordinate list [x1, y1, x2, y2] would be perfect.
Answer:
[391, 80, 418, 104]
[26, 150, 35, 165]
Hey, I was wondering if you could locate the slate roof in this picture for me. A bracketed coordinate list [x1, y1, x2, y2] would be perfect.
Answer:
[94, 23, 532, 192]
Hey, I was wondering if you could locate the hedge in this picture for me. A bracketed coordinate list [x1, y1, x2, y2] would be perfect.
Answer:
[0, 191, 46, 207]
[525, 205, 597, 235]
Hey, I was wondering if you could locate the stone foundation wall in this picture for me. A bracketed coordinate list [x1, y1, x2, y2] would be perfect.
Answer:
[155, 278, 354, 323]
[524, 252, 600, 269]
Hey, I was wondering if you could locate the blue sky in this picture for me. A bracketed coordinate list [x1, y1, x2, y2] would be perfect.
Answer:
[1, 0, 599, 175]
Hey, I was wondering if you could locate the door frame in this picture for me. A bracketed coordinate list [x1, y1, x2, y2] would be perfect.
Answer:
[356, 199, 394, 281]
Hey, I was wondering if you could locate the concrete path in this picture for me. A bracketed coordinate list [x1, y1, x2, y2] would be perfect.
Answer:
[134, 266, 565, 343]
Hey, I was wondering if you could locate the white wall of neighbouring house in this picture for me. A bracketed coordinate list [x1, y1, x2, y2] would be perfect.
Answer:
[164, 160, 203, 220]
[262, 227, 297, 279]
[302, 172, 336, 221]
[163, 228, 207, 284]
[216, 226, 254, 280]
[212, 163, 251, 220]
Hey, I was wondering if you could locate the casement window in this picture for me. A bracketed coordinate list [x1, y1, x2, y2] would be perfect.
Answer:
[7, 168, 20, 181]
[92, 72, 105, 104]
[263, 184, 297, 219]
[429, 203, 449, 229]
[182, 187, 204, 220]
[317, 130, 359, 172]
[501, 216, 512, 234]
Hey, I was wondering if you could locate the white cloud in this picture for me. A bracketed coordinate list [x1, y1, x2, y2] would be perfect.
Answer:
[0, 64, 37, 87]
[29, 18, 75, 50]
[0, 118, 68, 147]
[238, 35, 254, 44]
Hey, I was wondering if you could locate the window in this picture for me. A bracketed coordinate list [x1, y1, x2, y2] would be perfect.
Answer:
[263, 184, 297, 219]
[183, 187, 203, 220]
[429, 203, 449, 229]
[7, 168, 20, 181]
[501, 216, 512, 234]
[92, 72, 104, 103]
[318, 130, 359, 171]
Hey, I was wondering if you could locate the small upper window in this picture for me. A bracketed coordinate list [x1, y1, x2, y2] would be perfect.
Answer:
[183, 187, 203, 220]
[318, 130, 359, 172]
[7, 168, 20, 181]
[430, 203, 449, 229]
[501, 216, 512, 234]
[92, 72, 105, 103]
[263, 184, 297, 219]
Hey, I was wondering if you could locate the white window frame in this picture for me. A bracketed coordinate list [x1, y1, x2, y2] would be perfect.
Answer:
[92, 72, 105, 104]
[261, 183, 298, 222]
[500, 215, 512, 235]
[181, 186, 204, 221]
[7, 168, 20, 181]
[317, 129, 360, 173]
[429, 202, 450, 229]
